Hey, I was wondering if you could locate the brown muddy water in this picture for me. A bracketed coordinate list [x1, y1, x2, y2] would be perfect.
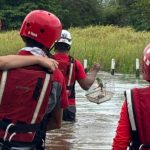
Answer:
[45, 72, 148, 150]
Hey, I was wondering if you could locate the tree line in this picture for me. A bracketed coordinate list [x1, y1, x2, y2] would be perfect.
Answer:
[0, 0, 150, 31]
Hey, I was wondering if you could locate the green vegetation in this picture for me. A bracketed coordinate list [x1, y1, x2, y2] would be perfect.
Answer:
[0, 25, 150, 74]
[70, 26, 150, 74]
[0, 30, 23, 55]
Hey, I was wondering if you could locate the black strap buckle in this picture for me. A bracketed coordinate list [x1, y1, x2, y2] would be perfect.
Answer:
[0, 120, 40, 133]
[139, 144, 150, 150]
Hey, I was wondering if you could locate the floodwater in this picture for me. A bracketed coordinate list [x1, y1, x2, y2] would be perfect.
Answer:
[46, 72, 148, 150]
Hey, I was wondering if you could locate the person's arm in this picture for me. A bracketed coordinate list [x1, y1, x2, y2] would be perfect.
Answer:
[0, 55, 58, 71]
[46, 105, 63, 130]
[46, 70, 68, 130]
[78, 63, 100, 90]
[112, 101, 132, 150]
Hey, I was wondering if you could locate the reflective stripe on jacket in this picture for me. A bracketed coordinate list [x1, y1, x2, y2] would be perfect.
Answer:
[53, 55, 76, 106]
[126, 86, 150, 149]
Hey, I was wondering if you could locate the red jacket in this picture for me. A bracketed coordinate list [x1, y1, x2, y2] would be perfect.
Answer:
[19, 50, 69, 109]
[53, 53, 86, 106]
[112, 101, 131, 150]
[0, 66, 52, 142]
[0, 49, 68, 143]
[112, 86, 150, 150]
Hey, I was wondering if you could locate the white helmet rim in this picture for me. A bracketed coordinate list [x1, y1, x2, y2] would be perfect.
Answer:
[57, 30, 72, 45]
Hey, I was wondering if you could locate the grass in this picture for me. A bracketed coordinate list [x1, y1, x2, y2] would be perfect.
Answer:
[69, 25, 150, 74]
[0, 30, 24, 55]
[0, 25, 150, 74]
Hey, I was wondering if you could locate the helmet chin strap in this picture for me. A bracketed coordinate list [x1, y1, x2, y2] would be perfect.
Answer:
[47, 45, 55, 57]
[49, 44, 55, 51]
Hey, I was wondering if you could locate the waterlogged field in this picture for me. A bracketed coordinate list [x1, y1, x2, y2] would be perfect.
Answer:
[0, 25, 150, 73]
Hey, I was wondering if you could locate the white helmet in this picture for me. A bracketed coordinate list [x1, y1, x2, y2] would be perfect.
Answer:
[57, 29, 72, 45]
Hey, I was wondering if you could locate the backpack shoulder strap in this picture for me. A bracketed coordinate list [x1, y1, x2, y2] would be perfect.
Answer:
[69, 55, 75, 63]
[31, 73, 51, 124]
[0, 70, 8, 104]
[125, 89, 140, 149]
[67, 56, 75, 87]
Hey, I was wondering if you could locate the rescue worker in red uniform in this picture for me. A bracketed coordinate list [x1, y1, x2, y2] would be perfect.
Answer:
[0, 10, 68, 150]
[53, 29, 100, 122]
[112, 44, 150, 150]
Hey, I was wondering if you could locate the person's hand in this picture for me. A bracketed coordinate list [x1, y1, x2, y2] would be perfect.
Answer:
[39, 57, 58, 71]
[90, 63, 100, 73]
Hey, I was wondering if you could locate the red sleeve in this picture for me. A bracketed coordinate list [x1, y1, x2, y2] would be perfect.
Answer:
[112, 100, 132, 150]
[53, 69, 69, 109]
[75, 59, 87, 80]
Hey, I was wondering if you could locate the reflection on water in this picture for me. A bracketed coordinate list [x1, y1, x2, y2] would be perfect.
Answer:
[46, 72, 148, 150]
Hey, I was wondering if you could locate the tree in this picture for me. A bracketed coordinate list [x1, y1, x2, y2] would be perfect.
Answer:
[0, 0, 62, 30]
[60, 0, 102, 28]
[129, 0, 150, 31]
